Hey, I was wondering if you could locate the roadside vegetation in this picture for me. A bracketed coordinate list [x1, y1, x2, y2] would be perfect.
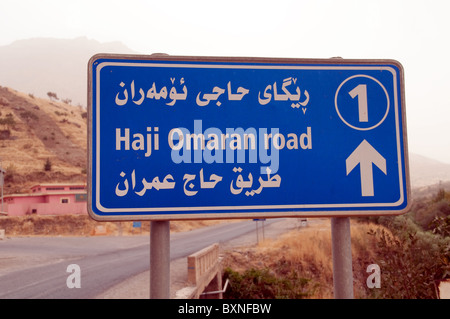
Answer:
[222, 189, 450, 299]
[0, 214, 230, 237]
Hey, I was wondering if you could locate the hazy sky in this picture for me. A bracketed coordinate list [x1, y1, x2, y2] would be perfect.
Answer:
[1, 0, 450, 164]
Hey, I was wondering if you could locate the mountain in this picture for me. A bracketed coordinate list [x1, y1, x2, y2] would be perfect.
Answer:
[0, 37, 138, 108]
[0, 86, 87, 194]
[408, 153, 450, 187]
[408, 153, 450, 199]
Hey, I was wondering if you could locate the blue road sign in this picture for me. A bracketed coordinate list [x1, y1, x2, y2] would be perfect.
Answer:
[132, 221, 141, 228]
[88, 55, 409, 221]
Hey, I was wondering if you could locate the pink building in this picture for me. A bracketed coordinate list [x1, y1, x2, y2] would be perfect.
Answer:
[3, 183, 87, 216]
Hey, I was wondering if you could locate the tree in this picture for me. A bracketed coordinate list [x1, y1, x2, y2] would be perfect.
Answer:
[0, 113, 16, 130]
[44, 158, 52, 171]
[47, 92, 59, 101]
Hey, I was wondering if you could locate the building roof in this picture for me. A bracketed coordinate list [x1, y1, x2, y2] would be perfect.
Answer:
[5, 183, 87, 199]
[30, 183, 87, 189]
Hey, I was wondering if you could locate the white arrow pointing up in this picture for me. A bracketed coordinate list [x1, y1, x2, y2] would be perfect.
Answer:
[346, 140, 387, 197]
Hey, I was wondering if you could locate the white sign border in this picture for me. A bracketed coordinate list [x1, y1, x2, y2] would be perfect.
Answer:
[88, 55, 410, 221]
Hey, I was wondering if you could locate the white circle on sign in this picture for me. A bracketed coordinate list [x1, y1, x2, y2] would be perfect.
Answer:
[335, 74, 390, 131]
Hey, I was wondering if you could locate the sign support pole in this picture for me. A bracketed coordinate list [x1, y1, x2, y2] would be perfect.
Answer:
[0, 164, 4, 215]
[150, 220, 170, 299]
[331, 217, 354, 299]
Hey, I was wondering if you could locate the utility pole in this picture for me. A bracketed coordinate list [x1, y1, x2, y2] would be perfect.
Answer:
[0, 162, 5, 215]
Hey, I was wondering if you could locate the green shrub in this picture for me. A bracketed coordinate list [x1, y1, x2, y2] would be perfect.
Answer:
[223, 267, 312, 299]
[367, 214, 450, 299]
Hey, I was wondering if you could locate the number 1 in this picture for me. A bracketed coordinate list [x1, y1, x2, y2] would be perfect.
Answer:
[349, 84, 368, 122]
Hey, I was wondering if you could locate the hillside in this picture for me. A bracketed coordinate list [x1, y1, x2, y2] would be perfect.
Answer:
[1, 85, 450, 196]
[0, 86, 87, 194]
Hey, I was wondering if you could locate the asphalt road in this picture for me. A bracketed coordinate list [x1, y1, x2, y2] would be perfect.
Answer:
[0, 218, 281, 299]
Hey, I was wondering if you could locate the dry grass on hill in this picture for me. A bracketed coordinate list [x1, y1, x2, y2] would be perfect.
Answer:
[0, 86, 87, 194]
[222, 220, 389, 299]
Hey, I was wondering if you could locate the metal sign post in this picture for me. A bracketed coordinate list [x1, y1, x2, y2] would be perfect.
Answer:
[87, 54, 409, 299]
[0, 165, 5, 215]
[255, 220, 259, 244]
[331, 217, 354, 299]
[150, 220, 170, 299]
